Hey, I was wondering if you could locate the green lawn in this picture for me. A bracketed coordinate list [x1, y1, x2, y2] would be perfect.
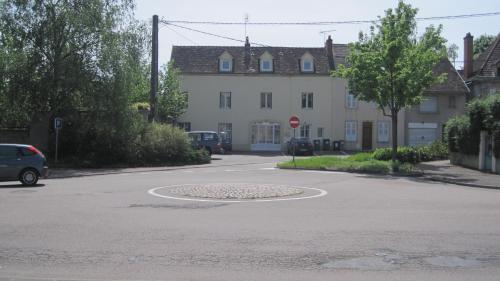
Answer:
[277, 153, 415, 174]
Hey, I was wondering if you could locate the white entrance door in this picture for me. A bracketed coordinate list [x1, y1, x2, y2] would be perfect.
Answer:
[408, 123, 437, 146]
[251, 122, 281, 151]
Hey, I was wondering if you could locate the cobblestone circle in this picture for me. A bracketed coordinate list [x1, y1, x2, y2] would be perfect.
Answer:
[167, 183, 304, 199]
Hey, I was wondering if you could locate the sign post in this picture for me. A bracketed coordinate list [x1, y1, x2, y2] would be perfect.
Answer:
[54, 117, 63, 163]
[289, 115, 300, 168]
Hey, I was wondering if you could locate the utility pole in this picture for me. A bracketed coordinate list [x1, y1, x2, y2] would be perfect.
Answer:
[149, 15, 159, 122]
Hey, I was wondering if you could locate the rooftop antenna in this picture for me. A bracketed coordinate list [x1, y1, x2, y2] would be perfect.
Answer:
[319, 29, 336, 42]
[244, 13, 249, 38]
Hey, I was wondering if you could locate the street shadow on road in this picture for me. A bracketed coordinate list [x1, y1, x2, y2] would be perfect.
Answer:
[0, 183, 45, 188]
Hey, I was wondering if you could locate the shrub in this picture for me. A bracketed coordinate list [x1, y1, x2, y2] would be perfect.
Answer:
[356, 160, 390, 173]
[372, 141, 448, 164]
[136, 123, 193, 165]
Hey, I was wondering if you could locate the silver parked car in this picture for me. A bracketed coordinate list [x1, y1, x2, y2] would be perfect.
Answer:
[0, 144, 48, 186]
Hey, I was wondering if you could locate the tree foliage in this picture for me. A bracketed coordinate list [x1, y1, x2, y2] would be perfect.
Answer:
[447, 43, 458, 67]
[333, 1, 446, 162]
[157, 62, 188, 123]
[473, 34, 495, 59]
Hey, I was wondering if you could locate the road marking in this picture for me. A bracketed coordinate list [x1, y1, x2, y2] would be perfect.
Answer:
[224, 169, 243, 172]
[259, 167, 276, 170]
[182, 171, 194, 173]
[139, 172, 152, 175]
[301, 170, 348, 175]
[148, 184, 327, 203]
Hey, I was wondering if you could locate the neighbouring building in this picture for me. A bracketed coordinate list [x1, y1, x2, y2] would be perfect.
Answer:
[171, 36, 468, 152]
[463, 32, 500, 97]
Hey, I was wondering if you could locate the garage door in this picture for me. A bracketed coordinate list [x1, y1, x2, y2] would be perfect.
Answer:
[409, 128, 437, 146]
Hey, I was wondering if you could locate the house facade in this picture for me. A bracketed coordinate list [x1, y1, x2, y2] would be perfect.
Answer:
[171, 37, 468, 152]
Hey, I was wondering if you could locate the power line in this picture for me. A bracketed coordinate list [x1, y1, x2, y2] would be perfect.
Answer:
[160, 21, 270, 47]
[164, 24, 198, 45]
[162, 11, 500, 26]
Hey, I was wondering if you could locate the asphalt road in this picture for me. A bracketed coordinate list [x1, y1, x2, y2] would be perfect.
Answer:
[1, 154, 500, 281]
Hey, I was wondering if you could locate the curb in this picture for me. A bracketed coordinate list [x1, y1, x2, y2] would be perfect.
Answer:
[424, 175, 500, 190]
[48, 161, 279, 179]
[276, 166, 423, 177]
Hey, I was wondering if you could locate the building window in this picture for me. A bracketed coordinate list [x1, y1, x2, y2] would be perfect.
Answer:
[218, 123, 232, 143]
[346, 91, 358, 109]
[317, 127, 324, 138]
[377, 121, 389, 142]
[301, 92, 313, 109]
[177, 122, 191, 132]
[419, 96, 438, 113]
[345, 121, 357, 142]
[260, 92, 272, 109]
[260, 59, 273, 72]
[448, 96, 456, 108]
[300, 124, 310, 138]
[301, 59, 313, 72]
[219, 56, 233, 72]
[220, 92, 231, 109]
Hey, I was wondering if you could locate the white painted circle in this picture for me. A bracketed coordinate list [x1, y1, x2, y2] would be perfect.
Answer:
[148, 183, 327, 203]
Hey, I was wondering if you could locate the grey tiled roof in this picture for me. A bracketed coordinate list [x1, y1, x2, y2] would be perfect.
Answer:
[170, 44, 467, 93]
[473, 34, 500, 77]
[171, 44, 348, 75]
[427, 58, 469, 94]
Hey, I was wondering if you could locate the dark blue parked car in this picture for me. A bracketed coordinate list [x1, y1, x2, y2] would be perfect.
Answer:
[0, 144, 48, 186]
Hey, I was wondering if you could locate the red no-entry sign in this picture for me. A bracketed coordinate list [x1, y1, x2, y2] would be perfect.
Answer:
[289, 115, 300, 128]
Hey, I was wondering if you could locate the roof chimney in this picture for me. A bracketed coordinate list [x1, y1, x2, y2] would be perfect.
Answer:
[464, 32, 474, 79]
[325, 35, 335, 70]
[244, 36, 251, 66]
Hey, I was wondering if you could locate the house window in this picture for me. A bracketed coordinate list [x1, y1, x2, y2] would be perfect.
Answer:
[219, 58, 232, 72]
[260, 59, 273, 72]
[419, 96, 438, 113]
[260, 92, 272, 109]
[218, 123, 232, 143]
[448, 96, 456, 108]
[377, 121, 389, 142]
[346, 91, 358, 109]
[301, 92, 313, 109]
[177, 122, 191, 132]
[301, 59, 314, 72]
[317, 127, 324, 138]
[345, 121, 357, 142]
[220, 92, 231, 109]
[300, 124, 310, 138]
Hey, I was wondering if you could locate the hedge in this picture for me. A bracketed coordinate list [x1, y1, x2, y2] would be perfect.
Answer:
[446, 94, 500, 158]
[372, 141, 448, 164]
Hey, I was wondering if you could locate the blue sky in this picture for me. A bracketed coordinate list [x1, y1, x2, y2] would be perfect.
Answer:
[134, 0, 500, 68]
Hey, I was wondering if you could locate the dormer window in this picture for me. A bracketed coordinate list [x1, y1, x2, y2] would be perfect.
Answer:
[259, 51, 273, 72]
[300, 52, 314, 73]
[219, 51, 233, 72]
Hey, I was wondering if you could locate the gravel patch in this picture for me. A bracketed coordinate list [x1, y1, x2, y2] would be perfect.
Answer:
[167, 183, 304, 199]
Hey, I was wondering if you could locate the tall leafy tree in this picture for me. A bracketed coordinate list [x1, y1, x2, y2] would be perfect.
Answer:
[157, 62, 188, 124]
[334, 1, 446, 164]
[447, 43, 458, 68]
[473, 34, 495, 58]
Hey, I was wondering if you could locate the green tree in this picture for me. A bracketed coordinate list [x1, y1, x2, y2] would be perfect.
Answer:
[473, 34, 495, 59]
[333, 1, 446, 164]
[447, 43, 458, 68]
[157, 62, 188, 124]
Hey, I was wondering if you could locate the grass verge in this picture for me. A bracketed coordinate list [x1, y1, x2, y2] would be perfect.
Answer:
[277, 153, 418, 175]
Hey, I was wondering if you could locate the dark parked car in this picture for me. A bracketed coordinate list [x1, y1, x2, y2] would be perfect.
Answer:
[286, 138, 314, 156]
[0, 144, 48, 185]
[187, 131, 224, 155]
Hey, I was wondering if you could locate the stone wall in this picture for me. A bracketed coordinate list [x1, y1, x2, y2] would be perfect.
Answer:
[450, 152, 479, 170]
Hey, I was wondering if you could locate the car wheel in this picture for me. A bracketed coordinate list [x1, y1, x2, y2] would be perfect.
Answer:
[19, 168, 39, 186]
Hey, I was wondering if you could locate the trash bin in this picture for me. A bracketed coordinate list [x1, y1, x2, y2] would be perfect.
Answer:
[322, 139, 331, 151]
[333, 141, 340, 151]
[313, 139, 321, 151]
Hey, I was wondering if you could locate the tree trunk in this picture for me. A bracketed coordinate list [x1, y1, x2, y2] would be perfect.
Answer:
[391, 112, 399, 170]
